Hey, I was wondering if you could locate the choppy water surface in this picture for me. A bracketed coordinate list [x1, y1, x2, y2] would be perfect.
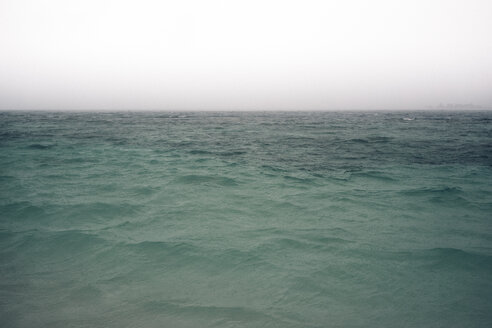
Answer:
[1, 111, 492, 328]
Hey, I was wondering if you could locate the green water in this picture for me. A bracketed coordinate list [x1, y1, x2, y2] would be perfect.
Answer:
[1, 111, 492, 327]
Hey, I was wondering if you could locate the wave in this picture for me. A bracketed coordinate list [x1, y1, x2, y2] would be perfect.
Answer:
[189, 149, 247, 157]
[140, 300, 300, 327]
[282, 175, 318, 185]
[401, 186, 464, 195]
[347, 136, 393, 144]
[188, 149, 213, 155]
[349, 170, 396, 182]
[398, 186, 467, 201]
[0, 201, 145, 233]
[27, 143, 55, 149]
[420, 247, 492, 271]
[345, 247, 492, 272]
[254, 234, 353, 257]
[397, 186, 477, 206]
[173, 174, 238, 186]
[0, 230, 108, 272]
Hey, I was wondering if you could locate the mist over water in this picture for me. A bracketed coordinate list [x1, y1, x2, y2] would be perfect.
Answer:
[1, 111, 492, 327]
[2, 1, 492, 111]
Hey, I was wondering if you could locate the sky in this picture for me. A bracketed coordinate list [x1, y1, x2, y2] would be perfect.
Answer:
[0, 0, 491, 111]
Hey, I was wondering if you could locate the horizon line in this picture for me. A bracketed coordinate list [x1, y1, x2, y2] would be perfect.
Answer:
[1, 108, 491, 113]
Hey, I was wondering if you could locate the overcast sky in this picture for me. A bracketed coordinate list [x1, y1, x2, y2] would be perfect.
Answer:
[1, 0, 491, 110]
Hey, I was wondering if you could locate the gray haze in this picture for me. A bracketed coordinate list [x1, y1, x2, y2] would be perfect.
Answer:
[1, 0, 491, 111]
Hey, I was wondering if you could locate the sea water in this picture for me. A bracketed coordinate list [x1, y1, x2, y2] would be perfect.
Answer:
[1, 111, 491, 327]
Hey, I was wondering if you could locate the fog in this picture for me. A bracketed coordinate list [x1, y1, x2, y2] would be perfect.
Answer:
[1, 0, 491, 110]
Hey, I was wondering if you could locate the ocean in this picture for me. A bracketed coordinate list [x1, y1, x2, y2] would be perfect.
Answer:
[1, 111, 491, 328]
